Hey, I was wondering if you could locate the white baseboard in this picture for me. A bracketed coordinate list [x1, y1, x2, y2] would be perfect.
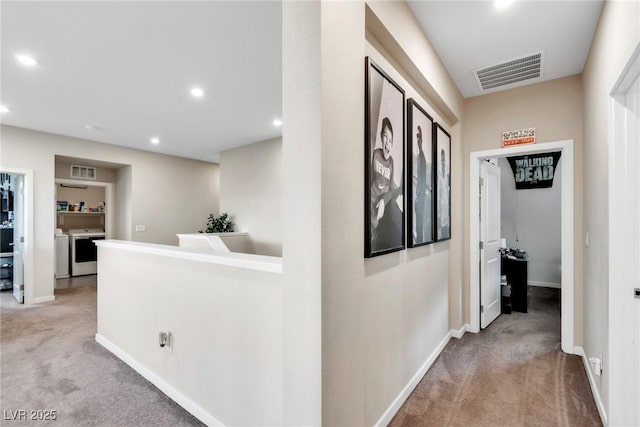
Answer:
[374, 331, 452, 427]
[574, 346, 608, 426]
[451, 323, 470, 339]
[32, 295, 55, 304]
[95, 333, 224, 427]
[528, 281, 561, 289]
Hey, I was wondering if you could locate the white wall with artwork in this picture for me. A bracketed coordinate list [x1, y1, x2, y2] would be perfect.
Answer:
[499, 156, 562, 287]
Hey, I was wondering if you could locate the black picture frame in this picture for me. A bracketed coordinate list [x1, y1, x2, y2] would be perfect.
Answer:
[364, 57, 405, 258]
[434, 123, 451, 242]
[407, 99, 435, 247]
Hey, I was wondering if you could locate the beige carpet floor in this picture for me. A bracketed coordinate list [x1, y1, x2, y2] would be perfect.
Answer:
[389, 287, 601, 427]
[0, 282, 204, 427]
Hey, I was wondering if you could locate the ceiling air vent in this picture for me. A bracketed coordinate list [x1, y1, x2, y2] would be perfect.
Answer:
[474, 52, 543, 91]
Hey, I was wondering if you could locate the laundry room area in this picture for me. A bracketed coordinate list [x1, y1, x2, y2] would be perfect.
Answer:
[54, 156, 120, 289]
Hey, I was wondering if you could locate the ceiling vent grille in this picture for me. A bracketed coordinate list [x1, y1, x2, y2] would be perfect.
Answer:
[70, 164, 96, 180]
[474, 52, 543, 91]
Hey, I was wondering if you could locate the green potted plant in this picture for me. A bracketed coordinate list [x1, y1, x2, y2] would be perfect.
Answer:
[199, 212, 234, 233]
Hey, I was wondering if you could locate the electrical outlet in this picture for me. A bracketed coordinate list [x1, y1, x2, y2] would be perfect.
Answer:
[589, 356, 602, 376]
[158, 331, 172, 351]
[135, 225, 146, 232]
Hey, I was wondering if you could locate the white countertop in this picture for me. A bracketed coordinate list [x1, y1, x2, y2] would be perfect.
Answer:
[95, 239, 282, 274]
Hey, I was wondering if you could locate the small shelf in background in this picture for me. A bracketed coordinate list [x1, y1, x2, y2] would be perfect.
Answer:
[56, 211, 104, 215]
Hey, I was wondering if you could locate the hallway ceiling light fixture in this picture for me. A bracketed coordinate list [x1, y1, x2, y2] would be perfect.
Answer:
[190, 87, 205, 98]
[0, 105, 11, 113]
[272, 118, 282, 127]
[15, 53, 38, 67]
[494, 0, 514, 10]
[150, 137, 160, 145]
[84, 124, 102, 131]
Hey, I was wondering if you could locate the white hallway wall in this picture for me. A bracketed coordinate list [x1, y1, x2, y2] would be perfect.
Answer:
[320, 2, 464, 425]
[0, 125, 219, 302]
[581, 0, 640, 418]
[499, 157, 562, 287]
[220, 137, 282, 257]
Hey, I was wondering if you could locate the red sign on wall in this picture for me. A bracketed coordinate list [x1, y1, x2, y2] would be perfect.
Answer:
[502, 128, 536, 147]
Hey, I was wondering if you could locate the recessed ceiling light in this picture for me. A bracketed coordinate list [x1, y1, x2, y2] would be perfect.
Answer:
[84, 124, 102, 131]
[150, 137, 160, 145]
[190, 87, 205, 98]
[15, 54, 38, 67]
[0, 105, 10, 113]
[494, 0, 514, 10]
[273, 119, 282, 127]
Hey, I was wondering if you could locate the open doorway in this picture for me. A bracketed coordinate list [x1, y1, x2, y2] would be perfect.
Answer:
[0, 169, 34, 304]
[469, 139, 575, 353]
[53, 156, 116, 292]
[478, 153, 563, 333]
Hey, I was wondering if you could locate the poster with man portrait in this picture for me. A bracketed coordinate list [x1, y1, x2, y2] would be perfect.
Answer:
[407, 99, 435, 247]
[434, 123, 451, 242]
[364, 57, 405, 258]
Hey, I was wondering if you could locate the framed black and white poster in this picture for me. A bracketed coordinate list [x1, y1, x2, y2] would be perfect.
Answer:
[407, 99, 434, 247]
[364, 57, 405, 258]
[434, 123, 451, 242]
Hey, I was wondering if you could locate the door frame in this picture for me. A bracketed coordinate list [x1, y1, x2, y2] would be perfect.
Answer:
[469, 139, 574, 353]
[608, 41, 640, 427]
[0, 168, 35, 305]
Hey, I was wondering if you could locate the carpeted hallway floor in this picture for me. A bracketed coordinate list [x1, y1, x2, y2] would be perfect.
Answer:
[389, 287, 601, 427]
[0, 281, 204, 426]
[2, 283, 600, 426]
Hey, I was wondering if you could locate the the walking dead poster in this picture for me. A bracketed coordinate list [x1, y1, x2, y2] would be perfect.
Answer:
[507, 152, 562, 190]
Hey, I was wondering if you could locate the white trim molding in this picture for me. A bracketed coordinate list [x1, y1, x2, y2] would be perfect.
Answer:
[96, 334, 225, 427]
[32, 296, 56, 304]
[451, 323, 470, 339]
[374, 331, 452, 427]
[469, 140, 574, 354]
[574, 346, 608, 426]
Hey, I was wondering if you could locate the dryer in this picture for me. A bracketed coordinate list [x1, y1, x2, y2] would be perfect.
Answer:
[68, 228, 105, 276]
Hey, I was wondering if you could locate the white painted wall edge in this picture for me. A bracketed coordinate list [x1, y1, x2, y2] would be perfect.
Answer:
[574, 346, 608, 426]
[528, 281, 561, 289]
[31, 295, 55, 304]
[451, 323, 470, 339]
[374, 331, 453, 427]
[96, 240, 283, 273]
[96, 333, 225, 427]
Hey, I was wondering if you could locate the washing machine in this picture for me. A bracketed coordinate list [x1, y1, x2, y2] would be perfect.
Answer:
[68, 228, 105, 276]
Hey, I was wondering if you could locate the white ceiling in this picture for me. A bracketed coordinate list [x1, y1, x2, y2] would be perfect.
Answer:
[1, 1, 282, 163]
[1, 1, 605, 162]
[408, 0, 604, 98]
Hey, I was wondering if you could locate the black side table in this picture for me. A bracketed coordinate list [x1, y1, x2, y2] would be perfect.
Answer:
[501, 256, 528, 313]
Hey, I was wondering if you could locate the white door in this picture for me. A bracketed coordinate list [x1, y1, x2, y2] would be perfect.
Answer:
[12, 174, 24, 303]
[627, 71, 640, 427]
[480, 160, 501, 329]
[609, 45, 640, 426]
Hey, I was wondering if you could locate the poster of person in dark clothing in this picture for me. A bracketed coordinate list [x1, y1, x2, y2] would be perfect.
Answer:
[365, 57, 405, 257]
[407, 99, 434, 247]
[434, 123, 451, 241]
